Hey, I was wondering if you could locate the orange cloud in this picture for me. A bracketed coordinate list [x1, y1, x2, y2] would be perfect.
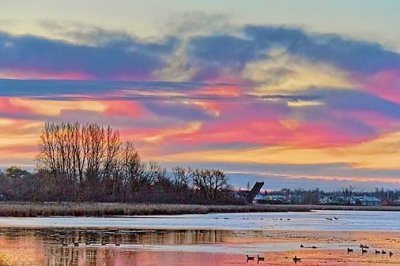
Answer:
[158, 130, 400, 170]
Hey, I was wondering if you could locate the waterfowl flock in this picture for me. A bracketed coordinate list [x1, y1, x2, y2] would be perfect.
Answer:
[60, 238, 122, 247]
[246, 254, 265, 263]
[349, 244, 394, 258]
[245, 243, 395, 264]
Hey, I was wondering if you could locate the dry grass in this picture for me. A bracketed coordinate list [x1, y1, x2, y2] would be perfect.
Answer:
[0, 202, 313, 217]
[0, 203, 398, 217]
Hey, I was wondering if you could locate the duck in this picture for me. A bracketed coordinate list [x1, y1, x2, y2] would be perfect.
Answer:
[362, 248, 367, 254]
[347, 248, 353, 253]
[246, 255, 255, 261]
[389, 251, 393, 257]
[300, 244, 304, 248]
[293, 256, 301, 264]
[257, 254, 265, 262]
[382, 250, 387, 255]
[375, 250, 381, 254]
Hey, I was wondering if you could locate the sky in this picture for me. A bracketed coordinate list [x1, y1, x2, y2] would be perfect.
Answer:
[0, 0, 400, 190]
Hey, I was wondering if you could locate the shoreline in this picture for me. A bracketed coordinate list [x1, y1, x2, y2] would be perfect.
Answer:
[0, 202, 399, 217]
[0, 227, 399, 265]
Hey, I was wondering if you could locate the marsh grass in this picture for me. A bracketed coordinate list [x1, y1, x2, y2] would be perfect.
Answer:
[0, 202, 314, 217]
[0, 203, 397, 217]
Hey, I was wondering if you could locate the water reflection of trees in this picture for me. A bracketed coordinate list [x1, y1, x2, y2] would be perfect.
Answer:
[0, 228, 230, 265]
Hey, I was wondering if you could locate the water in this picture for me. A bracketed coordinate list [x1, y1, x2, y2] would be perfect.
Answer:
[0, 210, 399, 231]
[0, 211, 399, 265]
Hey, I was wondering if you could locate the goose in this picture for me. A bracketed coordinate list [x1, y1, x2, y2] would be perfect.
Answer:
[246, 255, 255, 261]
[293, 256, 301, 264]
[375, 250, 380, 254]
[325, 218, 333, 221]
[257, 255, 265, 262]
[334, 216, 339, 220]
[362, 248, 367, 254]
[300, 244, 304, 248]
[382, 250, 387, 255]
[347, 248, 353, 253]
[389, 251, 393, 257]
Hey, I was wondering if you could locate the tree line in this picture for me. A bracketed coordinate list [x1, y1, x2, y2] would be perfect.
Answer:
[0, 122, 235, 204]
[265, 187, 400, 205]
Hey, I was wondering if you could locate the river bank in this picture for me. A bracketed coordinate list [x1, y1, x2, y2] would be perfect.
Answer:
[0, 202, 399, 217]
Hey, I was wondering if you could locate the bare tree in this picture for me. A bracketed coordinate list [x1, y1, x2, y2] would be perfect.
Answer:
[35, 122, 232, 203]
[192, 169, 230, 201]
[36, 122, 128, 200]
[172, 166, 192, 190]
[120, 141, 143, 194]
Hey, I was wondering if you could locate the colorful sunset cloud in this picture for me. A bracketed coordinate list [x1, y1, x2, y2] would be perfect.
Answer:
[1, 3, 400, 190]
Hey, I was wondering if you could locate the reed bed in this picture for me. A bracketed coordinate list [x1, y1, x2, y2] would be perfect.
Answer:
[0, 203, 398, 217]
[0, 202, 313, 217]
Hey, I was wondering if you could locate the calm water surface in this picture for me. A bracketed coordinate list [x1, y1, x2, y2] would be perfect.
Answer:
[0, 210, 399, 231]
[0, 210, 398, 265]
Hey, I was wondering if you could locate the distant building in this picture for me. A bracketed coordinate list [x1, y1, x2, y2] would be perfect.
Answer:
[254, 193, 268, 204]
[267, 195, 288, 204]
[351, 196, 381, 206]
[318, 195, 350, 205]
[393, 199, 400, 206]
[319, 195, 381, 206]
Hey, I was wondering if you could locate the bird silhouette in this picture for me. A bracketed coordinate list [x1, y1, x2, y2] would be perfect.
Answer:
[293, 256, 301, 264]
[362, 248, 367, 254]
[347, 248, 353, 253]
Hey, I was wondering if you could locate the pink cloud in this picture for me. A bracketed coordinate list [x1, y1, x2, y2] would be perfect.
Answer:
[359, 69, 400, 103]
[102, 100, 147, 118]
[0, 97, 32, 114]
[0, 69, 95, 80]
